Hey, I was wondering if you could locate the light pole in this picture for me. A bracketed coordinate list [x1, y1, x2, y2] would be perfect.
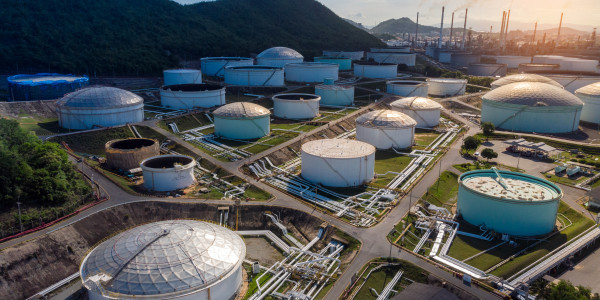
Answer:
[17, 201, 23, 233]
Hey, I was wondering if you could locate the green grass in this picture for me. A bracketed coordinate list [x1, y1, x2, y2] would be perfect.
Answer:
[87, 160, 140, 195]
[352, 258, 430, 300]
[373, 151, 414, 187]
[543, 172, 590, 186]
[17, 117, 67, 136]
[243, 185, 272, 201]
[414, 131, 441, 147]
[334, 228, 361, 257]
[453, 162, 524, 173]
[134, 125, 198, 158]
[51, 127, 134, 156]
[158, 113, 210, 132]
[356, 81, 387, 91]
[422, 171, 459, 207]
[243, 269, 273, 300]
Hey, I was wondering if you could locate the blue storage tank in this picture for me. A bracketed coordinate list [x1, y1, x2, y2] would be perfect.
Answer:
[313, 57, 352, 70]
[7, 73, 89, 101]
[213, 102, 270, 140]
[457, 169, 562, 237]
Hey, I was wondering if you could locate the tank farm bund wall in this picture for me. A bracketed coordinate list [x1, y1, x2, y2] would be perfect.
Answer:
[0, 202, 353, 300]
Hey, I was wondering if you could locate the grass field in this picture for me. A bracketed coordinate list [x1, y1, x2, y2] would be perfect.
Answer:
[17, 117, 68, 136]
[157, 113, 211, 132]
[352, 258, 430, 300]
[414, 130, 441, 147]
[543, 172, 590, 186]
[453, 162, 525, 173]
[51, 127, 134, 156]
[373, 151, 414, 187]
[421, 171, 459, 207]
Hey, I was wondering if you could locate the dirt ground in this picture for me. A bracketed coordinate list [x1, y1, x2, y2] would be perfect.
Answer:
[244, 237, 285, 266]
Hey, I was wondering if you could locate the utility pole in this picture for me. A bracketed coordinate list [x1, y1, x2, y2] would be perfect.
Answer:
[17, 200, 23, 233]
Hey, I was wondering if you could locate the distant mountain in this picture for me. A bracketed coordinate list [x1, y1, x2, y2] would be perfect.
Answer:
[343, 18, 369, 32]
[0, 0, 384, 74]
[372, 17, 474, 36]
[522, 27, 589, 37]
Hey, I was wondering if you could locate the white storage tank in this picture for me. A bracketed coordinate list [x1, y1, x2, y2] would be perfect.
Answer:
[256, 47, 304, 67]
[366, 52, 416, 66]
[451, 53, 481, 68]
[285, 62, 339, 83]
[213, 102, 270, 139]
[539, 74, 600, 93]
[386, 80, 429, 97]
[495, 56, 532, 69]
[575, 82, 600, 124]
[200, 57, 254, 77]
[467, 63, 507, 77]
[322, 50, 364, 60]
[160, 83, 225, 109]
[370, 47, 411, 53]
[355, 109, 416, 149]
[390, 97, 442, 128]
[559, 59, 599, 73]
[315, 80, 354, 106]
[141, 155, 196, 192]
[490, 74, 563, 90]
[354, 62, 398, 79]
[533, 55, 562, 64]
[438, 52, 453, 63]
[80, 220, 245, 300]
[481, 82, 583, 133]
[56, 86, 144, 130]
[224, 66, 284, 87]
[163, 69, 202, 86]
[301, 139, 375, 187]
[272, 93, 320, 119]
[426, 78, 467, 97]
[518, 63, 560, 73]
[314, 56, 352, 70]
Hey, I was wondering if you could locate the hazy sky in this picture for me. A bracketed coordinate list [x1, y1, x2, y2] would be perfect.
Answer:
[174, 0, 600, 30]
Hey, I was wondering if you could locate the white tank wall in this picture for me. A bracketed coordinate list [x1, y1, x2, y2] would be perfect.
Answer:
[533, 55, 562, 64]
[224, 67, 284, 87]
[366, 52, 416, 66]
[200, 58, 254, 77]
[160, 87, 225, 109]
[58, 104, 144, 130]
[576, 93, 600, 124]
[301, 152, 375, 187]
[142, 158, 196, 192]
[518, 64, 560, 73]
[371, 48, 411, 53]
[438, 52, 452, 63]
[273, 96, 320, 119]
[214, 116, 270, 139]
[560, 59, 600, 73]
[481, 100, 582, 133]
[356, 125, 414, 149]
[495, 56, 532, 69]
[392, 107, 441, 128]
[322, 51, 364, 60]
[315, 85, 354, 106]
[543, 75, 600, 93]
[427, 79, 467, 97]
[256, 57, 303, 68]
[386, 81, 429, 97]
[468, 64, 507, 77]
[451, 55, 480, 68]
[87, 261, 242, 300]
[163, 70, 202, 86]
[354, 64, 398, 78]
[284, 63, 339, 83]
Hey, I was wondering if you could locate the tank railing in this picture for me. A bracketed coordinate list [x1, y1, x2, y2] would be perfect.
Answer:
[491, 167, 509, 190]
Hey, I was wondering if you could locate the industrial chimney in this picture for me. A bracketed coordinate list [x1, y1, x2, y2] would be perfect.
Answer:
[449, 12, 454, 48]
[438, 6, 445, 49]
[556, 13, 564, 48]
[461, 9, 468, 50]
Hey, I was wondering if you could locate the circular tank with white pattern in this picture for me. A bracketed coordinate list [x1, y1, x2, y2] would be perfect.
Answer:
[213, 102, 270, 139]
[355, 109, 416, 149]
[575, 82, 600, 124]
[390, 97, 442, 128]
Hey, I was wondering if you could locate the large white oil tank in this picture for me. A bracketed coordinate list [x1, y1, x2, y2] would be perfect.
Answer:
[575, 82, 600, 124]
[533, 55, 562, 64]
[354, 62, 398, 78]
[518, 63, 560, 73]
[356, 109, 416, 149]
[160, 83, 225, 109]
[315, 79, 354, 106]
[539, 74, 600, 93]
[426, 78, 467, 97]
[366, 52, 416, 66]
[490, 74, 563, 90]
[272, 93, 320, 119]
[80, 220, 245, 300]
[224, 66, 284, 87]
[495, 56, 532, 69]
[163, 69, 202, 86]
[438, 52, 453, 63]
[314, 57, 352, 70]
[559, 59, 599, 73]
[140, 155, 196, 192]
[390, 97, 442, 128]
[200, 57, 254, 77]
[468, 63, 507, 77]
[451, 53, 481, 68]
[301, 139, 375, 187]
[213, 102, 270, 139]
[370, 47, 411, 53]
[256, 47, 304, 67]
[322, 50, 364, 60]
[481, 82, 583, 133]
[56, 86, 144, 130]
[284, 62, 339, 83]
[386, 80, 429, 97]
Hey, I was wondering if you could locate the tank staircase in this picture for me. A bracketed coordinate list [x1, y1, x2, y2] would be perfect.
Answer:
[456, 230, 494, 241]
[376, 271, 404, 300]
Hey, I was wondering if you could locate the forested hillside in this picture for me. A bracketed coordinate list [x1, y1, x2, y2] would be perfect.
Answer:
[0, 0, 384, 75]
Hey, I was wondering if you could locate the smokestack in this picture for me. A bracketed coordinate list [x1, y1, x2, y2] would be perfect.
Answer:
[449, 12, 454, 48]
[500, 11, 506, 43]
[461, 9, 468, 50]
[556, 12, 564, 47]
[438, 6, 445, 48]
[503, 10, 511, 51]
[532, 22, 538, 43]
[415, 12, 419, 48]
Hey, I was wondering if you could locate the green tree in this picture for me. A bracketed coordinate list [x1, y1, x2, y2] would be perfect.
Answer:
[461, 136, 481, 154]
[481, 148, 498, 161]
[539, 280, 596, 300]
[481, 122, 495, 140]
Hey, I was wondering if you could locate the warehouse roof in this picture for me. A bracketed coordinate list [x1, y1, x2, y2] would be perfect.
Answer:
[484, 82, 583, 107]
[57, 86, 143, 108]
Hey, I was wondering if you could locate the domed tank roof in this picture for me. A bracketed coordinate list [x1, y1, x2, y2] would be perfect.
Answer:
[302, 139, 375, 159]
[575, 82, 600, 97]
[356, 109, 417, 129]
[213, 102, 270, 118]
[484, 82, 583, 107]
[80, 220, 245, 297]
[57, 86, 143, 108]
[491, 74, 563, 89]
[257, 47, 304, 60]
[390, 97, 442, 110]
